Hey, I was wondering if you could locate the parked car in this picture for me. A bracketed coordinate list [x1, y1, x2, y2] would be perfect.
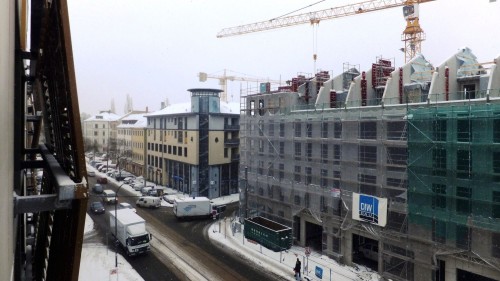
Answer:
[89, 201, 105, 214]
[118, 202, 136, 213]
[136, 196, 161, 208]
[123, 177, 136, 184]
[115, 172, 134, 181]
[147, 188, 163, 197]
[163, 194, 177, 204]
[92, 183, 103, 194]
[87, 170, 96, 177]
[97, 176, 108, 184]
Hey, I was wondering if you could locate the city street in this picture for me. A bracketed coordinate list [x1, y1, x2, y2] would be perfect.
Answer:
[86, 176, 285, 281]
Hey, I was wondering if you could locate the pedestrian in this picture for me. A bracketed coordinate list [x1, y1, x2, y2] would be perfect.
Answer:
[294, 258, 301, 280]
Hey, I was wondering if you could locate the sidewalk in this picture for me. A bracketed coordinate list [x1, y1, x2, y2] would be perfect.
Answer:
[208, 217, 381, 281]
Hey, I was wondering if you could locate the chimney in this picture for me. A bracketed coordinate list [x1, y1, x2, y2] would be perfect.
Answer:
[146, 106, 148, 113]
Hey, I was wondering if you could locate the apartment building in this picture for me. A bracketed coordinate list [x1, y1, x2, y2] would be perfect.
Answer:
[240, 48, 500, 281]
[83, 111, 121, 153]
[116, 113, 147, 174]
[145, 88, 240, 198]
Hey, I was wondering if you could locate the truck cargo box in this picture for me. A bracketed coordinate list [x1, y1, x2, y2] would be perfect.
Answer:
[244, 216, 292, 252]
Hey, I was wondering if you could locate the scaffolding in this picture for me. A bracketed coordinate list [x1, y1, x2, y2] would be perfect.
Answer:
[239, 83, 500, 280]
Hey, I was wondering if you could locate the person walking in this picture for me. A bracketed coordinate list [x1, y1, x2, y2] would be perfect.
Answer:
[294, 258, 301, 280]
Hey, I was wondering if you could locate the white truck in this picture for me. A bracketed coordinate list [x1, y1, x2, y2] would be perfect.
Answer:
[173, 197, 218, 220]
[109, 209, 152, 256]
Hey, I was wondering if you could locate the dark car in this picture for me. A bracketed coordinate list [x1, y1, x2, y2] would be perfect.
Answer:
[92, 183, 103, 194]
[89, 201, 105, 214]
[97, 176, 108, 184]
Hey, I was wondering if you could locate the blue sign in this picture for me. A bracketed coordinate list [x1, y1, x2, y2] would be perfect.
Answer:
[315, 266, 323, 279]
[359, 194, 379, 224]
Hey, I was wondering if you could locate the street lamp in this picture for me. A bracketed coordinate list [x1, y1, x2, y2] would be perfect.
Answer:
[114, 183, 125, 268]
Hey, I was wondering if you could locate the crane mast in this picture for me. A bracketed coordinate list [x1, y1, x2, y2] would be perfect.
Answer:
[217, 0, 435, 62]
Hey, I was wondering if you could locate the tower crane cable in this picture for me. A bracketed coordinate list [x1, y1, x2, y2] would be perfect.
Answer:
[270, 0, 327, 21]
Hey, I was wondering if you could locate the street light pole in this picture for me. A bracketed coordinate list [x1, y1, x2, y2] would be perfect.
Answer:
[115, 183, 125, 268]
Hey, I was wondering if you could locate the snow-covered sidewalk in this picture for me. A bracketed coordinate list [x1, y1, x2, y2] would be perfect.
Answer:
[208, 213, 381, 281]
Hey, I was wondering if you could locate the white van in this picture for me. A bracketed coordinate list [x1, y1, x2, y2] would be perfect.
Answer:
[102, 189, 117, 204]
[136, 196, 161, 208]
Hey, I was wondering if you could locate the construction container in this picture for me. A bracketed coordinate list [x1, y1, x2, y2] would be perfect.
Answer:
[244, 216, 292, 252]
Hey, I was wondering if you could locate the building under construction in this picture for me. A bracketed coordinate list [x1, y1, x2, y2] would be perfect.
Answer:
[239, 48, 500, 281]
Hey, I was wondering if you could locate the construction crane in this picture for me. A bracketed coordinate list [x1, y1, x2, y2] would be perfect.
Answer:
[198, 70, 282, 102]
[217, 0, 435, 63]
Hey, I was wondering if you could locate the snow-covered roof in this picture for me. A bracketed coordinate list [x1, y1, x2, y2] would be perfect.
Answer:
[146, 102, 191, 116]
[117, 113, 147, 128]
[147, 101, 240, 117]
[85, 111, 121, 122]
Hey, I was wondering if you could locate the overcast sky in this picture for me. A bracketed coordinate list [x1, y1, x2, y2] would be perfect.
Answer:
[67, 0, 500, 116]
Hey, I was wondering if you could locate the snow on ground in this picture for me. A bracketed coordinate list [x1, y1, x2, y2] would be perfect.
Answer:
[83, 162, 380, 281]
[81, 214, 143, 281]
[209, 194, 381, 281]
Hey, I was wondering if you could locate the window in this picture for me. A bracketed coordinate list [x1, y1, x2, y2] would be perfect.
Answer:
[457, 118, 471, 142]
[387, 121, 406, 141]
[432, 183, 447, 209]
[279, 122, 285, 137]
[258, 120, 264, 136]
[333, 145, 341, 165]
[294, 166, 301, 183]
[432, 148, 447, 176]
[184, 147, 187, 157]
[457, 150, 472, 179]
[456, 225, 470, 250]
[306, 143, 312, 161]
[433, 118, 446, 142]
[279, 163, 284, 181]
[321, 122, 328, 138]
[306, 123, 312, 138]
[321, 144, 329, 164]
[304, 193, 310, 208]
[305, 167, 312, 185]
[320, 169, 328, 187]
[268, 162, 274, 177]
[294, 142, 301, 160]
[173, 146, 177, 155]
[279, 142, 284, 157]
[259, 140, 264, 154]
[493, 119, 500, 143]
[359, 174, 377, 195]
[333, 122, 342, 139]
[333, 170, 341, 188]
[387, 147, 407, 172]
[294, 195, 301, 205]
[320, 196, 327, 212]
[493, 191, 500, 219]
[432, 219, 446, 244]
[456, 186, 471, 215]
[360, 121, 376, 139]
[493, 232, 500, 258]
[359, 146, 377, 168]
[268, 121, 274, 137]
[294, 122, 301, 137]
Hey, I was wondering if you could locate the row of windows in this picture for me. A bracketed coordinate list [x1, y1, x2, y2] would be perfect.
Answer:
[147, 142, 188, 158]
[117, 129, 144, 136]
[252, 120, 407, 140]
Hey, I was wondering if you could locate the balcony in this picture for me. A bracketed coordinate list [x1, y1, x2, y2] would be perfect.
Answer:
[224, 124, 240, 130]
[224, 138, 240, 147]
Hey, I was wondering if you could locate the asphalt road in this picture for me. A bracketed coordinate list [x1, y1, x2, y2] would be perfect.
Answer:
[86, 176, 285, 281]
